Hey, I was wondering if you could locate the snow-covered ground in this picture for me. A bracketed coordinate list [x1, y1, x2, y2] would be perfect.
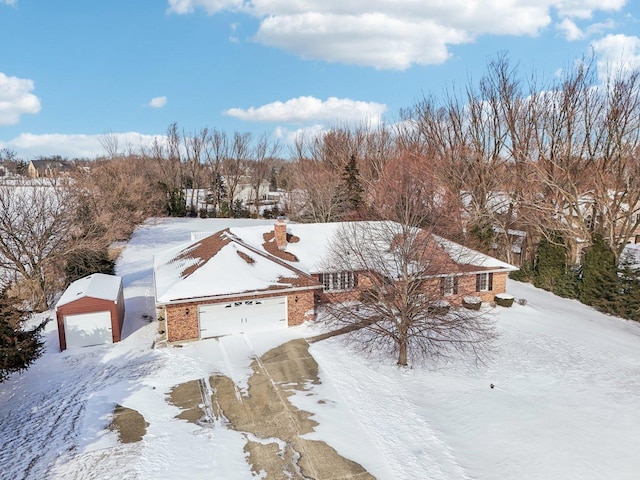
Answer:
[1, 217, 639, 479]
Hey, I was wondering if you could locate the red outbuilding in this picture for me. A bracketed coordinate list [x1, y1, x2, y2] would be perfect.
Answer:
[55, 274, 125, 351]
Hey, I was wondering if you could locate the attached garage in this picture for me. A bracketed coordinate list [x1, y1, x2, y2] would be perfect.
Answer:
[198, 296, 287, 338]
[55, 274, 125, 351]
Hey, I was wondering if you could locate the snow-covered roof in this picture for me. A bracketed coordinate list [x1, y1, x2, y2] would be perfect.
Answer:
[230, 221, 518, 275]
[155, 221, 518, 303]
[154, 229, 317, 304]
[56, 273, 122, 308]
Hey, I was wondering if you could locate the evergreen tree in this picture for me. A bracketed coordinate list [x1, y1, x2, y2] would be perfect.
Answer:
[269, 166, 278, 192]
[533, 235, 568, 292]
[579, 233, 619, 314]
[342, 154, 364, 212]
[615, 255, 640, 320]
[0, 287, 47, 383]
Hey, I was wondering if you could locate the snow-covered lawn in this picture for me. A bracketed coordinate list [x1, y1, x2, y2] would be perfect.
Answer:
[1, 217, 639, 479]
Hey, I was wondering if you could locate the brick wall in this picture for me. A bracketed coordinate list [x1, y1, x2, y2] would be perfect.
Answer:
[455, 272, 508, 303]
[165, 301, 201, 342]
[287, 290, 316, 325]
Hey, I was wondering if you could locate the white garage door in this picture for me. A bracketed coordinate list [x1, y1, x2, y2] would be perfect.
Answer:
[198, 297, 287, 338]
[63, 311, 113, 348]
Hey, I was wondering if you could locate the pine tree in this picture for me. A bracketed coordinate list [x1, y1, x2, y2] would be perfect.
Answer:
[533, 234, 577, 297]
[0, 287, 47, 383]
[614, 256, 640, 320]
[342, 154, 364, 212]
[579, 233, 619, 314]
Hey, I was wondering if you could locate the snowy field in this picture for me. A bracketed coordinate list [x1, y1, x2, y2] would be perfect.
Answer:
[1, 217, 639, 479]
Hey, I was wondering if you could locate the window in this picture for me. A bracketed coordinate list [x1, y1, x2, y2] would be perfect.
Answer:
[585, 215, 594, 230]
[440, 276, 458, 296]
[321, 272, 356, 292]
[475, 273, 494, 292]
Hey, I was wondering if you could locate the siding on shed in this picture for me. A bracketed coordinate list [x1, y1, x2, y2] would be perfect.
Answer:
[56, 281, 125, 351]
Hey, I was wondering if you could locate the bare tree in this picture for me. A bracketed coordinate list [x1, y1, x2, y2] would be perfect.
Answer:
[0, 180, 78, 310]
[222, 131, 251, 207]
[99, 131, 121, 159]
[321, 221, 497, 367]
[321, 166, 496, 366]
[248, 134, 280, 212]
[288, 158, 347, 222]
[182, 127, 210, 213]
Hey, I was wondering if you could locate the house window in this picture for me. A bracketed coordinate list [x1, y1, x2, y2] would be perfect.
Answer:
[476, 272, 494, 292]
[585, 215, 594, 230]
[440, 276, 458, 296]
[321, 272, 356, 292]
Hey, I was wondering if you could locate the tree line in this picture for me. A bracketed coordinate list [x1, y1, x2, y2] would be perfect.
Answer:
[2, 53, 640, 380]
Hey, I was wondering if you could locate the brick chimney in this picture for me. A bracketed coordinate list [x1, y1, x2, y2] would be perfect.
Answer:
[274, 218, 287, 250]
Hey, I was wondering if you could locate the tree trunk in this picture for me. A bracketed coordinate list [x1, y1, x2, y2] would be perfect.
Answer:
[397, 325, 408, 366]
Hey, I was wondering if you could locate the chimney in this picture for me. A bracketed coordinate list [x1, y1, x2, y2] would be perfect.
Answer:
[274, 218, 287, 250]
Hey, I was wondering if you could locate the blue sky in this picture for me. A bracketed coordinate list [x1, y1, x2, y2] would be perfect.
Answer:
[1, 0, 639, 159]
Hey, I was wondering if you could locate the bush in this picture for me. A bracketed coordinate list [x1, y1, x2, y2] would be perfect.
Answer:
[553, 271, 579, 299]
[462, 296, 482, 310]
[494, 294, 514, 307]
[64, 248, 115, 285]
[509, 264, 533, 282]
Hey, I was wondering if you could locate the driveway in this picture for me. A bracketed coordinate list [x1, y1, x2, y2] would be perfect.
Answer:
[169, 337, 375, 480]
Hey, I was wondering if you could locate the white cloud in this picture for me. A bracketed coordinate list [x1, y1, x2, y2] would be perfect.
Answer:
[591, 34, 640, 80]
[557, 18, 584, 41]
[225, 96, 387, 126]
[273, 124, 327, 146]
[0, 132, 165, 159]
[557, 18, 616, 41]
[147, 96, 168, 108]
[0, 0, 18, 6]
[168, 0, 625, 70]
[0, 72, 41, 125]
[167, 0, 244, 15]
[554, 0, 625, 20]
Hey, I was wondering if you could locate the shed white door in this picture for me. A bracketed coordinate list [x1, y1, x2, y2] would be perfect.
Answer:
[198, 297, 287, 338]
[63, 311, 113, 348]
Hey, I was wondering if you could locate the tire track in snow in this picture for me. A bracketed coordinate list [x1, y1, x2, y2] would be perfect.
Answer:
[0, 349, 160, 479]
[308, 340, 471, 480]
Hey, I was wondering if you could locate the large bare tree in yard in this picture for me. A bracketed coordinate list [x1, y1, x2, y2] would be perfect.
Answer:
[0, 181, 78, 310]
[321, 170, 496, 366]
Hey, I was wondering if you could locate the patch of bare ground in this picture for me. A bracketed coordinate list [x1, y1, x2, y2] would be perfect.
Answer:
[109, 405, 149, 444]
[167, 380, 205, 424]
[210, 338, 374, 480]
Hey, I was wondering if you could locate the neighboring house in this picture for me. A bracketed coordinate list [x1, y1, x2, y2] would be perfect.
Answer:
[0, 161, 18, 178]
[154, 219, 517, 343]
[492, 226, 527, 266]
[55, 274, 125, 351]
[232, 177, 270, 206]
[28, 159, 75, 178]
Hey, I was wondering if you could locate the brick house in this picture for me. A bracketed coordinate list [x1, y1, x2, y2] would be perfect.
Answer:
[154, 219, 518, 343]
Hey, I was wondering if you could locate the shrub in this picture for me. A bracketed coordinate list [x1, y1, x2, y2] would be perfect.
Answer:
[462, 296, 482, 310]
[509, 264, 533, 282]
[494, 294, 514, 307]
[64, 247, 115, 285]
